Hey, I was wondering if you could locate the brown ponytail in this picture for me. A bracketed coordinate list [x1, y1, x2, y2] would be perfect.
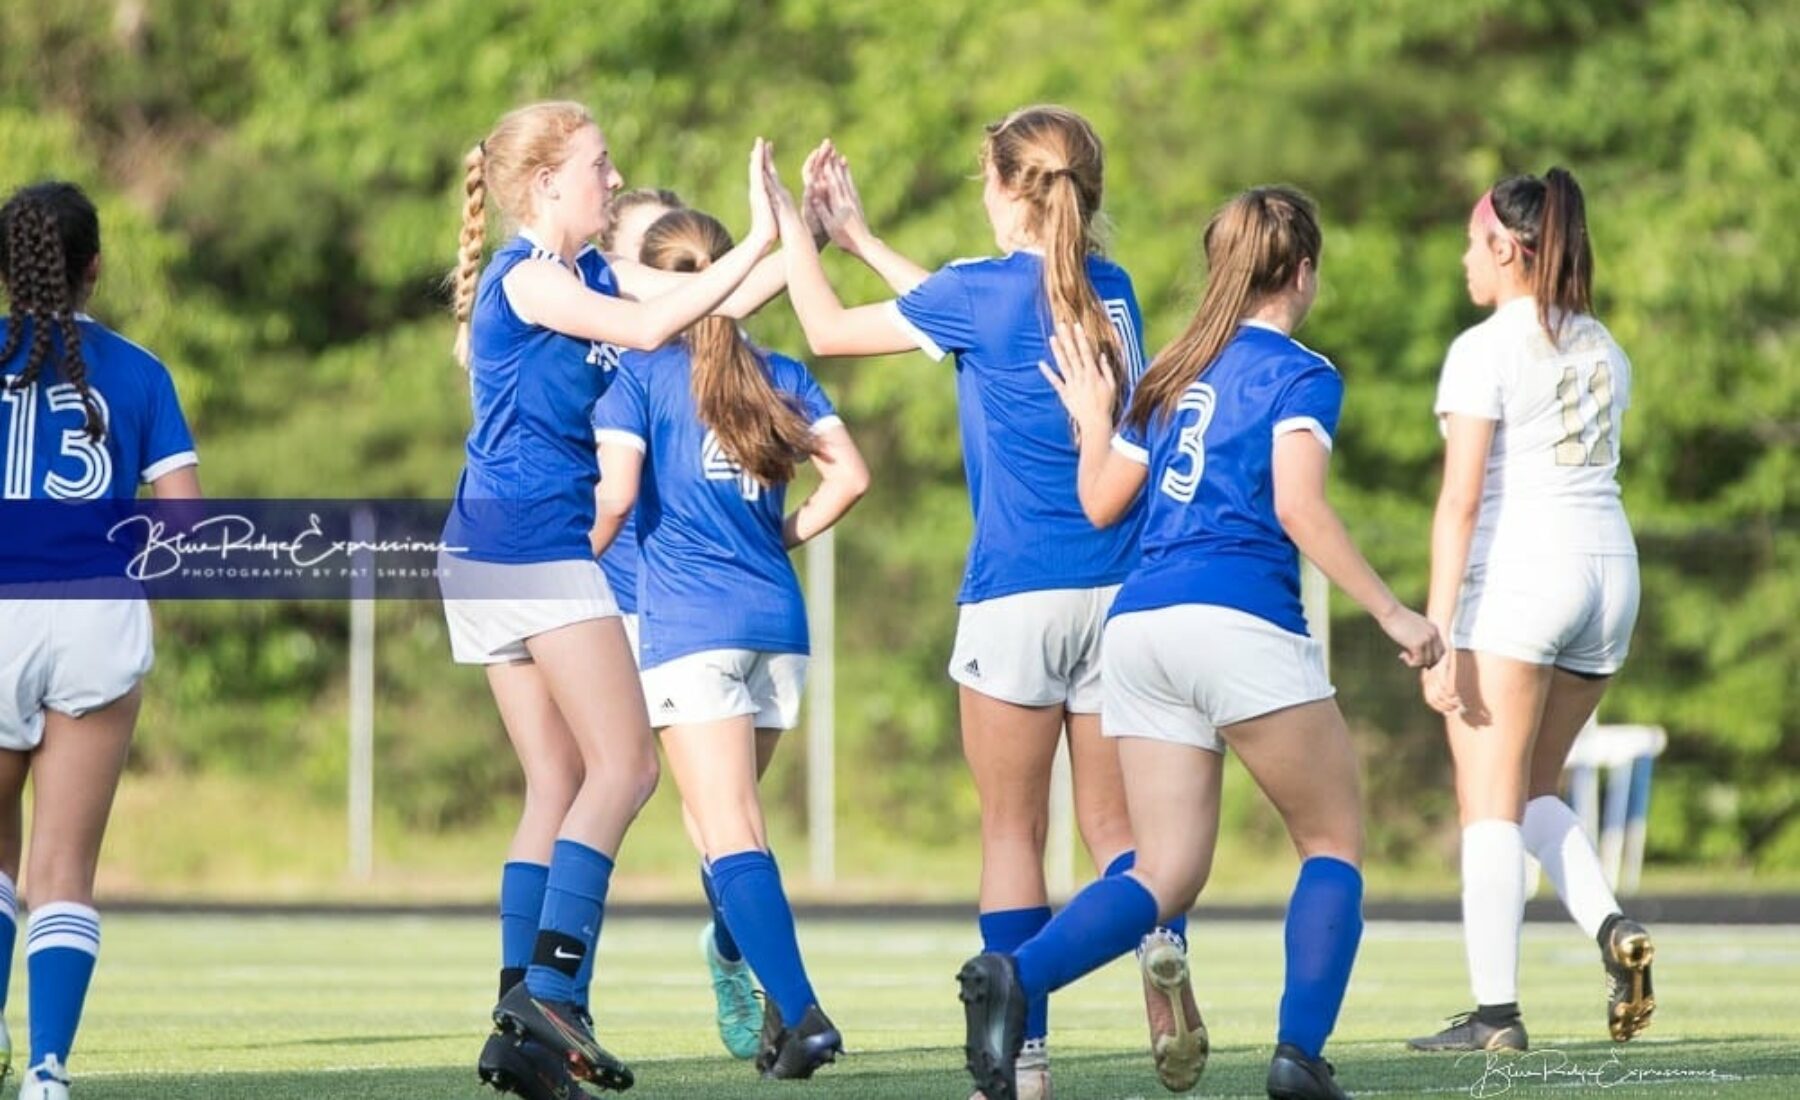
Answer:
[982, 105, 1127, 417]
[1489, 166, 1594, 346]
[450, 142, 486, 366]
[1127, 186, 1321, 432]
[640, 209, 817, 486]
[0, 182, 103, 441]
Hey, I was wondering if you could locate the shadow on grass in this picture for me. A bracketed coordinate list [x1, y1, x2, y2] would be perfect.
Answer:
[70, 1037, 1800, 1100]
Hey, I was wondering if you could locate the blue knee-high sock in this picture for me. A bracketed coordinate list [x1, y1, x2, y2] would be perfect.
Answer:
[26, 902, 100, 1071]
[524, 840, 614, 1004]
[1106, 851, 1188, 944]
[499, 861, 549, 997]
[701, 861, 743, 963]
[710, 850, 816, 1027]
[1277, 856, 1364, 1059]
[981, 907, 1052, 1042]
[1014, 875, 1159, 1001]
[0, 873, 16, 1013]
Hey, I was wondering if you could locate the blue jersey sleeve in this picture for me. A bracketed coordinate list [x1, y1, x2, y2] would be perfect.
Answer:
[777, 356, 839, 428]
[139, 363, 198, 483]
[891, 266, 977, 361]
[592, 356, 650, 450]
[1111, 412, 1151, 466]
[1271, 363, 1345, 451]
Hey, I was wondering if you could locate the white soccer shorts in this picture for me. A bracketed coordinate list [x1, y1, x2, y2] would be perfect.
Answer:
[639, 649, 808, 730]
[438, 554, 620, 665]
[0, 595, 153, 751]
[948, 585, 1119, 713]
[1454, 553, 1639, 676]
[1102, 603, 1335, 753]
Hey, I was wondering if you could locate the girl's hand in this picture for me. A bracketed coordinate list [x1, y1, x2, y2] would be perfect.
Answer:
[799, 141, 830, 245]
[1419, 635, 1460, 712]
[1039, 321, 1117, 444]
[746, 138, 778, 250]
[809, 142, 874, 257]
[1378, 604, 1446, 671]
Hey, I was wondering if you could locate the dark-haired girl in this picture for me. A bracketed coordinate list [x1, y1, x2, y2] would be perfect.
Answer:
[1408, 168, 1653, 1053]
[0, 181, 201, 1100]
[592, 208, 867, 1080]
[959, 186, 1441, 1100]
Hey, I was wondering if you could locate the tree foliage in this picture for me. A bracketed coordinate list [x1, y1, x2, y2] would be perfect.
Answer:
[1, 0, 1793, 872]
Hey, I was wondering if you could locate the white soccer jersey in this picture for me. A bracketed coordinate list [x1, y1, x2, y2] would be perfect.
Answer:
[1435, 297, 1635, 565]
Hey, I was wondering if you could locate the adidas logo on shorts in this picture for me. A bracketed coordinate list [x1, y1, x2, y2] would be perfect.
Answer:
[963, 659, 981, 678]
[659, 698, 677, 712]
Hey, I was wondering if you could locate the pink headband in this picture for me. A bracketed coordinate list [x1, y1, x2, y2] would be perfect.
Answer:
[1474, 189, 1534, 257]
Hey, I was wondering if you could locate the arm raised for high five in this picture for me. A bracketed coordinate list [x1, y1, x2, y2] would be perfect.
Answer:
[806, 141, 929, 296]
[508, 140, 778, 349]
[768, 153, 919, 358]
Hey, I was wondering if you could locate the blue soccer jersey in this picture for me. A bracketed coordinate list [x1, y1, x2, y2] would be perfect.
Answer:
[590, 408, 639, 616]
[889, 252, 1148, 603]
[1, 314, 196, 499]
[446, 233, 621, 563]
[1108, 322, 1344, 636]
[0, 314, 197, 579]
[591, 341, 839, 670]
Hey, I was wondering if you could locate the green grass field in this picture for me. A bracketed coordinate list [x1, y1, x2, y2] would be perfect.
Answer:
[27, 916, 1800, 1098]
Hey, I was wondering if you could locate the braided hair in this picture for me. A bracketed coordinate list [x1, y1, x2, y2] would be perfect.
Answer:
[0, 182, 104, 440]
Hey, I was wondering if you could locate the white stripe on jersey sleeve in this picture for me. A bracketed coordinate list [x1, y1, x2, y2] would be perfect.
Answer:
[1272, 416, 1333, 452]
[594, 429, 646, 454]
[140, 450, 199, 483]
[810, 414, 844, 432]
[883, 300, 948, 362]
[1110, 433, 1150, 466]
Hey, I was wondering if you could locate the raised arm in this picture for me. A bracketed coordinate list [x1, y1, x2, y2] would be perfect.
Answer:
[1040, 322, 1146, 526]
[783, 422, 870, 548]
[508, 140, 778, 351]
[1271, 431, 1443, 669]
[591, 440, 644, 556]
[766, 155, 918, 358]
[808, 142, 930, 296]
[1421, 413, 1497, 712]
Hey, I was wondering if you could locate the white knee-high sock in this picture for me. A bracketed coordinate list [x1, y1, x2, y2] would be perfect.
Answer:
[1461, 819, 1525, 1006]
[1521, 795, 1621, 939]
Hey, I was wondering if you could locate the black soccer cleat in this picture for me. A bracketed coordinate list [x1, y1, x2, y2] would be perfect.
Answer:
[753, 993, 783, 1075]
[1405, 1009, 1527, 1053]
[1266, 1042, 1351, 1100]
[492, 982, 635, 1092]
[478, 1029, 579, 1100]
[957, 953, 1027, 1100]
[1602, 917, 1655, 1041]
[759, 1004, 845, 1080]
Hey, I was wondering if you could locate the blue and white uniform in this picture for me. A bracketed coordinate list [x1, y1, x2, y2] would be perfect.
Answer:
[592, 341, 840, 729]
[1102, 321, 1342, 751]
[0, 313, 197, 749]
[440, 232, 624, 664]
[1435, 298, 1637, 674]
[886, 251, 1148, 711]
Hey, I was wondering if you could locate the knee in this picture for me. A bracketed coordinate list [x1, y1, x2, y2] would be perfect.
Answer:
[979, 802, 1048, 849]
[1075, 804, 1133, 859]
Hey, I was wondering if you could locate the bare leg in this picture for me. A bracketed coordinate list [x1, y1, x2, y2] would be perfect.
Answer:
[960, 688, 1063, 912]
[1064, 711, 1134, 873]
[487, 660, 583, 866]
[25, 689, 140, 905]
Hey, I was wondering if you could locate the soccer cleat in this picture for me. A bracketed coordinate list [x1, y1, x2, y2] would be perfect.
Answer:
[1139, 929, 1208, 1092]
[1266, 1042, 1350, 1100]
[1405, 1009, 1528, 1052]
[957, 953, 1027, 1100]
[1602, 918, 1656, 1041]
[19, 1057, 70, 1100]
[760, 1004, 844, 1080]
[753, 993, 783, 1075]
[492, 982, 635, 1092]
[700, 921, 761, 1059]
[478, 1029, 579, 1100]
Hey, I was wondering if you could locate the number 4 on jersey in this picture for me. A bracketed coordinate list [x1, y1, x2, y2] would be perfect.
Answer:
[701, 429, 760, 501]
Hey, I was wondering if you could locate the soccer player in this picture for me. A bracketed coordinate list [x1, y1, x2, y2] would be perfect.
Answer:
[593, 207, 868, 1079]
[768, 110, 1200, 1097]
[0, 181, 202, 1100]
[1409, 168, 1653, 1053]
[957, 186, 1443, 1100]
[439, 100, 778, 1096]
